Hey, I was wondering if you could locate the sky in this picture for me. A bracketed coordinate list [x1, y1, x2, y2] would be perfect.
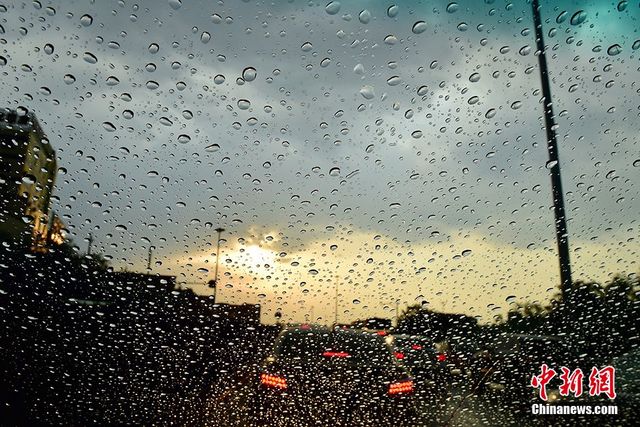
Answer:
[0, 0, 638, 324]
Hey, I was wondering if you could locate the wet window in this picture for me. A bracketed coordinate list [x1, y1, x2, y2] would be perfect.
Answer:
[0, 0, 638, 425]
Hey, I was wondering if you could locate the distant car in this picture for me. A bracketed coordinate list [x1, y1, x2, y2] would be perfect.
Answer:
[389, 334, 450, 394]
[251, 325, 417, 426]
[478, 334, 565, 404]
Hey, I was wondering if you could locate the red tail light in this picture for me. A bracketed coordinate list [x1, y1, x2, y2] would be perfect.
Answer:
[437, 353, 447, 362]
[388, 379, 414, 395]
[394, 351, 405, 360]
[322, 351, 350, 358]
[411, 344, 423, 351]
[260, 373, 287, 389]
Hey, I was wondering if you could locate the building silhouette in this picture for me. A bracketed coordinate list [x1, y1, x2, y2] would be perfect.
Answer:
[0, 108, 57, 250]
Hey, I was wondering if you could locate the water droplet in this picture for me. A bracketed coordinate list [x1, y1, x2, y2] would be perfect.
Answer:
[417, 85, 428, 96]
[365, 144, 374, 153]
[546, 160, 558, 169]
[384, 35, 398, 45]
[237, 99, 251, 110]
[320, 58, 331, 67]
[177, 134, 191, 144]
[176, 81, 186, 90]
[329, 167, 340, 176]
[301, 41, 313, 52]
[168, 0, 182, 10]
[123, 110, 134, 119]
[148, 43, 160, 54]
[353, 63, 364, 74]
[387, 76, 401, 86]
[83, 52, 98, 64]
[556, 11, 567, 24]
[308, 269, 319, 276]
[146, 80, 159, 90]
[120, 93, 132, 102]
[570, 10, 587, 26]
[214, 74, 225, 84]
[411, 130, 423, 138]
[485, 108, 496, 118]
[80, 14, 93, 26]
[63, 74, 76, 84]
[0, 56, 6, 66]
[205, 143, 220, 152]
[469, 72, 480, 83]
[325, 1, 341, 15]
[617, 1, 628, 12]
[352, 299, 361, 305]
[102, 122, 116, 132]
[43, 43, 54, 54]
[242, 67, 257, 82]
[457, 22, 468, 31]
[106, 76, 120, 86]
[182, 110, 193, 120]
[387, 5, 399, 18]
[446, 2, 459, 13]
[359, 85, 375, 100]
[468, 96, 479, 105]
[519, 45, 531, 56]
[358, 9, 371, 24]
[632, 40, 640, 50]
[200, 31, 211, 43]
[412, 21, 427, 34]
[607, 44, 622, 56]
[159, 117, 173, 126]
[510, 100, 522, 110]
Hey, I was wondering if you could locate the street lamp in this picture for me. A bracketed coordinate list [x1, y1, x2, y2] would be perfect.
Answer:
[211, 227, 225, 304]
[531, 0, 573, 295]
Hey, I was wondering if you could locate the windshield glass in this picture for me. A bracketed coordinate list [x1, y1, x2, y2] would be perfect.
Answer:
[0, 0, 637, 425]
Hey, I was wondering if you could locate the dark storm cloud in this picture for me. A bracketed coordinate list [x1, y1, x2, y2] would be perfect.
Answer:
[1, 0, 637, 320]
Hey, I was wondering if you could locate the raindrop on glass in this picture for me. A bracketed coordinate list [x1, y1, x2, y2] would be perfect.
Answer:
[80, 14, 93, 26]
[242, 67, 257, 82]
[325, 1, 341, 15]
[570, 10, 587, 26]
[412, 21, 427, 34]
[83, 52, 98, 64]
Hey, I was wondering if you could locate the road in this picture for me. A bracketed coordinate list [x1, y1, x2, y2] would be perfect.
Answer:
[201, 363, 630, 427]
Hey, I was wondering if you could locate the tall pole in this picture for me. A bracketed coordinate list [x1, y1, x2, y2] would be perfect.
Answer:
[532, 0, 572, 295]
[212, 227, 225, 304]
[87, 233, 93, 255]
[334, 278, 339, 326]
[147, 246, 153, 273]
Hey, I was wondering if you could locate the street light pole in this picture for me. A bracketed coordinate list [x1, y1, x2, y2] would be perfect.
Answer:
[147, 245, 153, 273]
[531, 0, 573, 295]
[212, 227, 225, 304]
[334, 278, 339, 326]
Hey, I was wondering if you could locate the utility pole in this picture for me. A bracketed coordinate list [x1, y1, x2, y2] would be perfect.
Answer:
[334, 278, 339, 326]
[147, 246, 153, 273]
[395, 299, 400, 327]
[211, 227, 225, 304]
[87, 232, 93, 255]
[532, 0, 572, 295]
